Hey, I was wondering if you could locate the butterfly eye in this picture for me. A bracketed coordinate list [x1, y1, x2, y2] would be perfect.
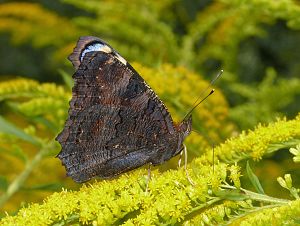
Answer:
[80, 43, 112, 61]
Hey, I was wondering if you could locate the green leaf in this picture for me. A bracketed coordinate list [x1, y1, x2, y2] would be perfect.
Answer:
[58, 69, 73, 91]
[214, 189, 248, 201]
[0, 116, 40, 146]
[246, 161, 265, 194]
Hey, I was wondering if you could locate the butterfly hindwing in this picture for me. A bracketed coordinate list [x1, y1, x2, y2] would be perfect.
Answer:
[56, 39, 183, 182]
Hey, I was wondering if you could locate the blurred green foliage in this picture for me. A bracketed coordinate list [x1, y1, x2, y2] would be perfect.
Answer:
[0, 0, 299, 224]
[1, 0, 299, 128]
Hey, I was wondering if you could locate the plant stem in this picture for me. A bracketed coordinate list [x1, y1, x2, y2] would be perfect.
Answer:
[221, 185, 290, 204]
[186, 197, 223, 215]
[0, 141, 54, 207]
[225, 203, 284, 225]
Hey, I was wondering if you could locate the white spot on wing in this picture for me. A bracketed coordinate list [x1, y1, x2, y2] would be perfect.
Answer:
[80, 43, 112, 61]
[80, 41, 127, 66]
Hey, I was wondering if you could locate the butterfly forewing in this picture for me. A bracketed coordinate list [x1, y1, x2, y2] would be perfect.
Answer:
[56, 36, 191, 182]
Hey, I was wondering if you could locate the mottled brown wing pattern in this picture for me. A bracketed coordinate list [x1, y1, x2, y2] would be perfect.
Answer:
[56, 50, 181, 182]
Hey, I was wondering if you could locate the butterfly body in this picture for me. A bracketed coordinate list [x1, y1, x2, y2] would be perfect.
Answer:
[56, 36, 192, 182]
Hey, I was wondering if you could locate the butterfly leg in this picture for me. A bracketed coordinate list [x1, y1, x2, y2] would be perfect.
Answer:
[178, 150, 184, 168]
[145, 162, 152, 193]
[183, 144, 195, 186]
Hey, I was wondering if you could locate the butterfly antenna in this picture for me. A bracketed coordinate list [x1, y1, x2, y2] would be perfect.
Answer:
[182, 70, 223, 122]
[182, 89, 215, 121]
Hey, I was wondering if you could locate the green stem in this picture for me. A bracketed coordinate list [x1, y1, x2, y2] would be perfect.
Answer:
[0, 141, 55, 207]
[186, 197, 223, 215]
[221, 185, 290, 205]
[267, 139, 300, 154]
[226, 204, 284, 225]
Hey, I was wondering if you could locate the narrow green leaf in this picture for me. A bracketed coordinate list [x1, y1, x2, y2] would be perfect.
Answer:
[214, 189, 248, 201]
[246, 161, 265, 194]
[58, 69, 73, 91]
[0, 116, 40, 146]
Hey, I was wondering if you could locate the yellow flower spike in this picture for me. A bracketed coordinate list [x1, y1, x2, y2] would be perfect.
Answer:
[197, 113, 300, 165]
[0, 78, 71, 135]
[0, 78, 38, 98]
[0, 145, 297, 225]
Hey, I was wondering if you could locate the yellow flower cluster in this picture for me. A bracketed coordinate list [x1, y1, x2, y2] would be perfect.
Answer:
[0, 78, 69, 99]
[197, 113, 300, 164]
[1, 114, 299, 225]
[0, 164, 230, 225]
[0, 78, 73, 213]
[0, 2, 78, 49]
[0, 78, 70, 129]
[0, 78, 39, 100]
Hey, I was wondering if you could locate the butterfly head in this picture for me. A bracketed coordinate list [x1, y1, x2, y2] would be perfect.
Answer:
[68, 36, 127, 70]
[178, 115, 192, 139]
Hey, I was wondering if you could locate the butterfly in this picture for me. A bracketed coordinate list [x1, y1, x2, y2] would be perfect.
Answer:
[56, 36, 192, 183]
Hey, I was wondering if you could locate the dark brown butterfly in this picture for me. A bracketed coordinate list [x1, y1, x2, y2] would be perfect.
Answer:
[56, 36, 192, 183]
